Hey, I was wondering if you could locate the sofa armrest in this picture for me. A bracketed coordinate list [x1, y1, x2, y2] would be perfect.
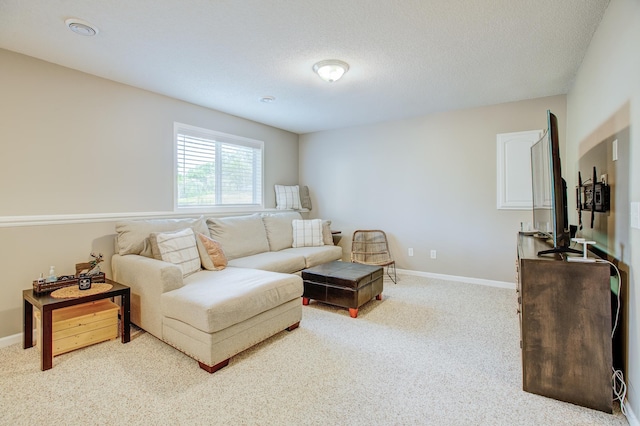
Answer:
[112, 254, 183, 338]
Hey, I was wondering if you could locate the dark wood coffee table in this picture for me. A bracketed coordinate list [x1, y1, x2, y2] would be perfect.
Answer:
[23, 278, 130, 370]
[301, 261, 383, 318]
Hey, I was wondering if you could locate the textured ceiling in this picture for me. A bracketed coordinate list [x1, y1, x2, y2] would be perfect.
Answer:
[0, 0, 610, 134]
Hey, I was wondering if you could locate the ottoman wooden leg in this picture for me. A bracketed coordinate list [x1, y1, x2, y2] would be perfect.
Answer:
[376, 294, 382, 300]
[302, 297, 310, 306]
[349, 308, 358, 318]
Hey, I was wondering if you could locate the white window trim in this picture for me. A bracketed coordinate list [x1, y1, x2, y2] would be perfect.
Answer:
[173, 122, 265, 213]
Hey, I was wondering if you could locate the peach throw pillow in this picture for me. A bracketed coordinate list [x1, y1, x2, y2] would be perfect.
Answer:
[195, 233, 227, 271]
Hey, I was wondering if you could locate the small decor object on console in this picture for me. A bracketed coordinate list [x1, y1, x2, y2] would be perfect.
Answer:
[566, 238, 597, 262]
[75, 253, 106, 285]
[46, 266, 58, 283]
[78, 276, 92, 290]
[87, 252, 104, 275]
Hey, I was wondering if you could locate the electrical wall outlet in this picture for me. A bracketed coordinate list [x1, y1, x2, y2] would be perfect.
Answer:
[430, 250, 437, 259]
[408, 248, 414, 257]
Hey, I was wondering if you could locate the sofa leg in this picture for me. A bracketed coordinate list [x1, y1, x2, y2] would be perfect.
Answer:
[376, 293, 382, 301]
[198, 358, 230, 374]
[349, 308, 358, 318]
[302, 297, 310, 305]
[286, 322, 300, 331]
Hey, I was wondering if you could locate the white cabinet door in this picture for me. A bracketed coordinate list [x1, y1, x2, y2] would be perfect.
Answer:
[496, 130, 542, 210]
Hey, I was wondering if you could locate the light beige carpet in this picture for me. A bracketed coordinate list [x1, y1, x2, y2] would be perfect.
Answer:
[0, 274, 628, 425]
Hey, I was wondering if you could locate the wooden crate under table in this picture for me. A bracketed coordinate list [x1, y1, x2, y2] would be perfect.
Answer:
[34, 299, 119, 356]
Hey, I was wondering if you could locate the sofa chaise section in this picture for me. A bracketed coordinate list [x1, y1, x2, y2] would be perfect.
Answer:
[162, 267, 302, 371]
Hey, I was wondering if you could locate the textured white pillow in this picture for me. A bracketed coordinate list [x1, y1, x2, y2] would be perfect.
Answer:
[275, 185, 301, 210]
[292, 219, 324, 248]
[155, 228, 201, 277]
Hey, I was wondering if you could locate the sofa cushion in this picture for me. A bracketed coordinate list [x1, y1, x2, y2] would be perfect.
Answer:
[227, 251, 306, 273]
[161, 267, 302, 334]
[292, 219, 324, 248]
[195, 233, 227, 271]
[274, 184, 301, 210]
[206, 214, 270, 260]
[115, 216, 208, 256]
[283, 246, 343, 268]
[261, 211, 303, 251]
[152, 228, 201, 277]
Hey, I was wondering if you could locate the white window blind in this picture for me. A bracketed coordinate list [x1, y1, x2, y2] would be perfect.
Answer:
[175, 123, 263, 209]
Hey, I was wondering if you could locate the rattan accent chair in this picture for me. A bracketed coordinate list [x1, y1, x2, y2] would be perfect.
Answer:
[350, 230, 397, 284]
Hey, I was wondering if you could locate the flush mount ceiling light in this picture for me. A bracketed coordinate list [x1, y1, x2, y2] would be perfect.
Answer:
[312, 60, 349, 83]
[260, 96, 276, 103]
[65, 18, 99, 36]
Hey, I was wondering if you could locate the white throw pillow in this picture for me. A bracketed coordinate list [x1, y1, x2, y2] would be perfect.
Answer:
[155, 228, 201, 277]
[275, 185, 301, 210]
[292, 219, 324, 248]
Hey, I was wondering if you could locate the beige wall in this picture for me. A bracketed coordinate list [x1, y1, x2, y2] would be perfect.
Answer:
[299, 95, 567, 284]
[0, 49, 299, 338]
[566, 0, 639, 417]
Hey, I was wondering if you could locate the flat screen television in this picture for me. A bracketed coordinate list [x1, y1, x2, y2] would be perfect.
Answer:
[530, 110, 579, 256]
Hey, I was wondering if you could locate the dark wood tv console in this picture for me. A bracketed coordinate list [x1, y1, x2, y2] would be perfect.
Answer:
[516, 233, 612, 413]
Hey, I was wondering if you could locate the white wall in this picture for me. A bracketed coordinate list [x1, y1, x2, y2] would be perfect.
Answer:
[299, 95, 567, 284]
[566, 0, 639, 418]
[0, 49, 299, 338]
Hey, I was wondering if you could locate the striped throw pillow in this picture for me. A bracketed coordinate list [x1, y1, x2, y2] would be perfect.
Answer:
[155, 228, 201, 277]
[292, 219, 324, 248]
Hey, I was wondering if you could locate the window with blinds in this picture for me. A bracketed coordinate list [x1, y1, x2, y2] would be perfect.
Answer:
[174, 123, 263, 209]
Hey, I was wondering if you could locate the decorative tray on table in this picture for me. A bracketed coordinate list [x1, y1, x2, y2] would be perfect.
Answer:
[32, 273, 106, 295]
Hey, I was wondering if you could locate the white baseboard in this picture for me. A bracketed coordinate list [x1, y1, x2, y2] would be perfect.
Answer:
[0, 332, 23, 349]
[626, 401, 639, 426]
[397, 268, 516, 290]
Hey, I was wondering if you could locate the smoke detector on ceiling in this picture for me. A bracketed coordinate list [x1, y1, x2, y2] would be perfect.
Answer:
[65, 18, 99, 36]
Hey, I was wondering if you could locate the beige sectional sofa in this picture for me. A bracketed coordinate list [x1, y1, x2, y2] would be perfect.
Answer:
[111, 211, 341, 373]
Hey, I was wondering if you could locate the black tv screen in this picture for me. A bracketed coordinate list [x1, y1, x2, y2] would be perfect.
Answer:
[530, 110, 575, 255]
